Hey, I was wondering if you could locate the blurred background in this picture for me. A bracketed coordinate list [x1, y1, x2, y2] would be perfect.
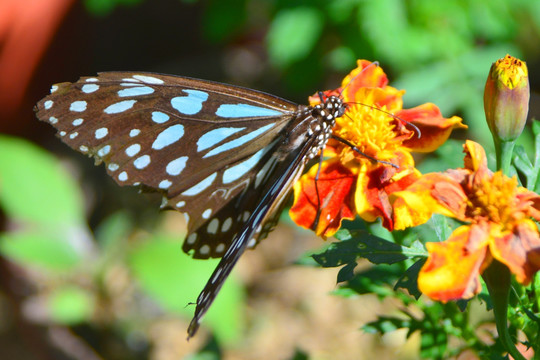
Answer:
[0, 0, 539, 359]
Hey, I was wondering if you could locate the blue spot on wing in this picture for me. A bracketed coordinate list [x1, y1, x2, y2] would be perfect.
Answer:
[216, 104, 284, 118]
[197, 127, 246, 152]
[171, 90, 209, 115]
[203, 123, 275, 158]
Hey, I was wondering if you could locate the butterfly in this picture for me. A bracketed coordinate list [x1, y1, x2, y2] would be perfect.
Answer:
[35, 72, 347, 338]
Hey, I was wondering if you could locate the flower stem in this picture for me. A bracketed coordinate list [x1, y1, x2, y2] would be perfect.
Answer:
[482, 260, 526, 360]
[495, 139, 515, 175]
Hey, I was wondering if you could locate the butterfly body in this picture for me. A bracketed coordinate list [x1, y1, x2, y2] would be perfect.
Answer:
[35, 72, 345, 337]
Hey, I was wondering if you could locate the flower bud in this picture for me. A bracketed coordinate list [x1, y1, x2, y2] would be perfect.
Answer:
[484, 54, 529, 142]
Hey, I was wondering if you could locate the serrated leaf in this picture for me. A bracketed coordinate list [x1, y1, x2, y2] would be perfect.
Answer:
[394, 259, 424, 299]
[337, 262, 356, 283]
[344, 264, 402, 296]
[313, 231, 424, 268]
[267, 7, 324, 67]
[0, 135, 84, 226]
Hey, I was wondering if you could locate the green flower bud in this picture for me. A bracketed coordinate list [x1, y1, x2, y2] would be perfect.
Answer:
[484, 54, 529, 142]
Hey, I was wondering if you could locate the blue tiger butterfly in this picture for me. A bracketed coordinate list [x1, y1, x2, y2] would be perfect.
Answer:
[35, 72, 347, 338]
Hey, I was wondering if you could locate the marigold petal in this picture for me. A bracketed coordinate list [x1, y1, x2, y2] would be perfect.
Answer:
[290, 160, 356, 237]
[341, 60, 389, 97]
[418, 225, 488, 301]
[355, 153, 420, 230]
[463, 140, 489, 174]
[392, 173, 465, 230]
[399, 103, 467, 153]
[490, 219, 540, 284]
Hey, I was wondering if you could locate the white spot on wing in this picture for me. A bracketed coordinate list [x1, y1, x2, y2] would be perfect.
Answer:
[118, 86, 154, 97]
[152, 124, 184, 150]
[186, 233, 197, 245]
[202, 209, 212, 219]
[108, 163, 119, 171]
[44, 100, 53, 109]
[176, 200, 185, 208]
[222, 218, 232, 232]
[72, 118, 83, 126]
[82, 84, 99, 93]
[134, 155, 151, 169]
[95, 128, 108, 139]
[166, 156, 188, 176]
[129, 129, 140, 137]
[181, 172, 217, 196]
[152, 111, 169, 123]
[197, 127, 246, 152]
[97, 145, 111, 157]
[104, 100, 136, 114]
[223, 147, 266, 184]
[159, 179, 172, 189]
[118, 171, 128, 181]
[70, 101, 87, 112]
[200, 245, 210, 255]
[203, 123, 275, 158]
[132, 75, 164, 84]
[207, 218, 219, 234]
[216, 243, 225, 253]
[125, 144, 141, 157]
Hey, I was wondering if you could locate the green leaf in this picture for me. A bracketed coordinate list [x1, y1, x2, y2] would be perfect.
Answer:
[0, 231, 83, 271]
[202, 0, 246, 42]
[363, 315, 411, 334]
[129, 235, 244, 343]
[267, 7, 324, 67]
[313, 231, 425, 268]
[48, 286, 95, 325]
[0, 135, 85, 226]
[394, 259, 425, 299]
[343, 264, 403, 297]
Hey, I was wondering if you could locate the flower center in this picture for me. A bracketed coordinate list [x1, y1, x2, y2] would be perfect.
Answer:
[467, 171, 519, 227]
[333, 103, 400, 162]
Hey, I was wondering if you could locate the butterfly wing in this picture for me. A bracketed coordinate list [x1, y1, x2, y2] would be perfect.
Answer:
[187, 113, 323, 337]
[35, 72, 299, 258]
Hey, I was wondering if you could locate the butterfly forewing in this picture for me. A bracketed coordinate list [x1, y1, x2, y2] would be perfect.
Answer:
[36, 72, 300, 252]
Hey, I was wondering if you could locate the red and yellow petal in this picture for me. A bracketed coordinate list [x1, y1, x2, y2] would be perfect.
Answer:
[489, 219, 540, 285]
[355, 151, 420, 230]
[399, 103, 467, 153]
[290, 159, 356, 237]
[341, 60, 389, 99]
[392, 172, 466, 230]
[418, 225, 489, 301]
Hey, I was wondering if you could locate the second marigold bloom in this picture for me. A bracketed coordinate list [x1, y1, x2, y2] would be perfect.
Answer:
[289, 60, 466, 235]
[393, 141, 540, 301]
[484, 54, 529, 143]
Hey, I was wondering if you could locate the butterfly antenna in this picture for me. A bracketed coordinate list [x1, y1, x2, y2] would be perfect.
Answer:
[337, 61, 380, 99]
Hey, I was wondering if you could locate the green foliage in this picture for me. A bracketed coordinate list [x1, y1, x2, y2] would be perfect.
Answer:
[84, 0, 143, 16]
[48, 286, 95, 325]
[0, 135, 245, 347]
[266, 7, 324, 67]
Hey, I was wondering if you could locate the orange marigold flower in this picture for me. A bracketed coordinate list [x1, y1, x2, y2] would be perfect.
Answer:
[392, 140, 540, 301]
[290, 60, 466, 236]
